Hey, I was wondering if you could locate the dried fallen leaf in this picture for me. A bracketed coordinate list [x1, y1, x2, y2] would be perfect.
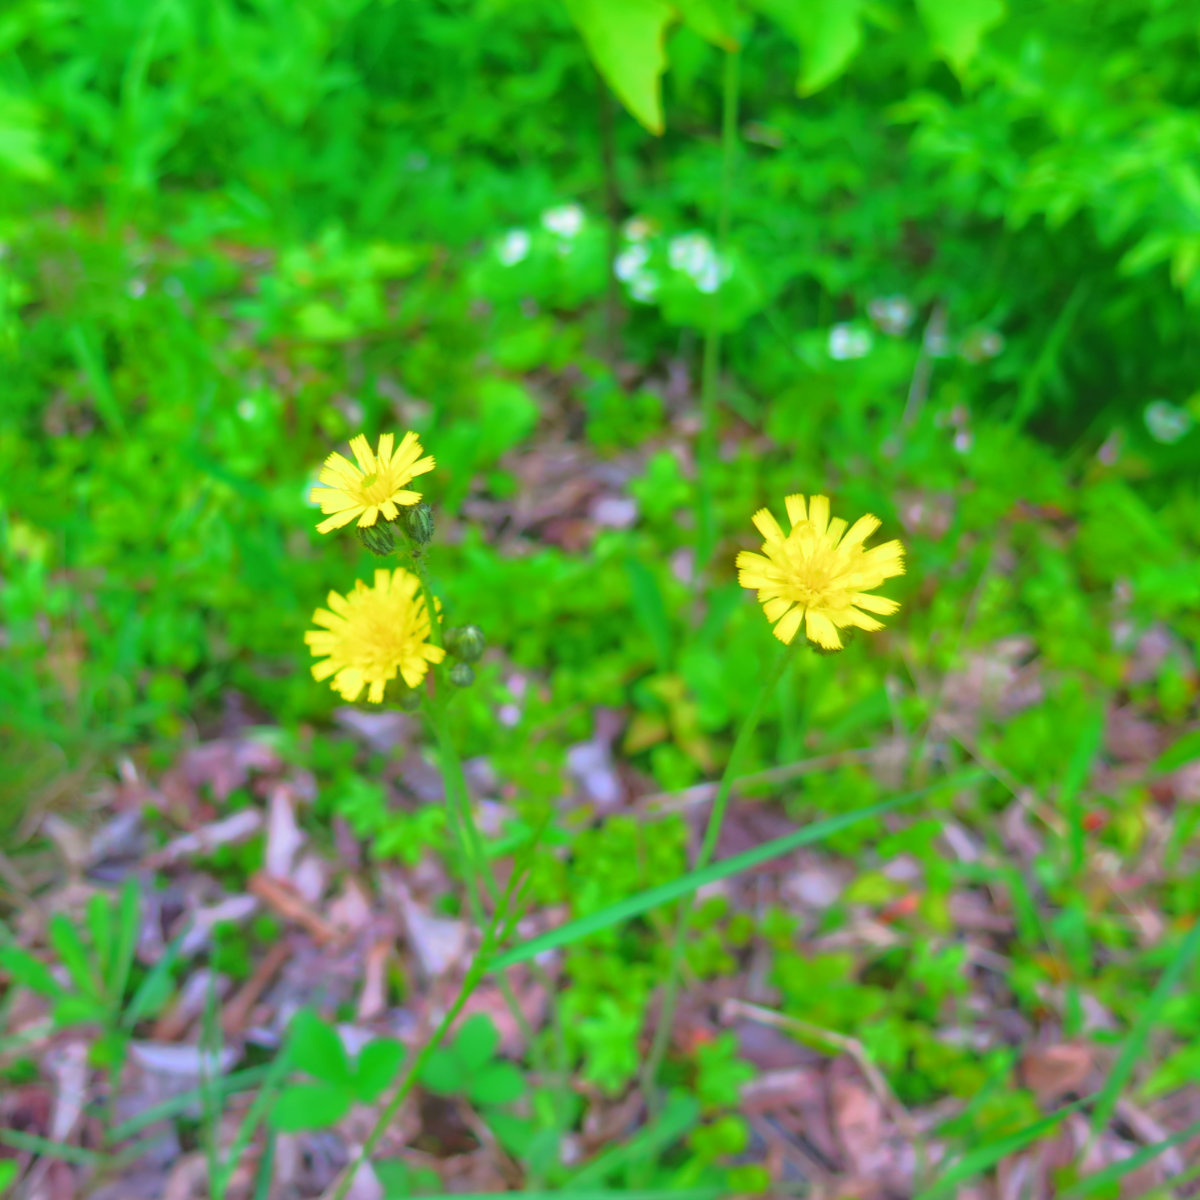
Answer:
[1019, 1041, 1094, 1102]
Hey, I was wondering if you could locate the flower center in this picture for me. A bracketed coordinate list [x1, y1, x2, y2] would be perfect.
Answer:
[358, 469, 396, 504]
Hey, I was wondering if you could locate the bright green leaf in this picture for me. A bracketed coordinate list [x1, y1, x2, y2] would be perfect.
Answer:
[676, 0, 739, 48]
[562, 0, 676, 135]
[286, 1009, 352, 1085]
[48, 916, 101, 1001]
[750, 0, 863, 95]
[269, 1083, 352, 1132]
[0, 946, 63, 999]
[915, 0, 1006, 75]
[453, 1013, 500, 1073]
[1153, 729, 1200, 775]
[418, 1047, 462, 1095]
[469, 1061, 526, 1107]
[353, 1039, 406, 1104]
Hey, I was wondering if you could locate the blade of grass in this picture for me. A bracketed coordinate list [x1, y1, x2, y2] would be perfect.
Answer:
[914, 1096, 1091, 1199]
[1061, 707, 1104, 880]
[491, 770, 984, 969]
[1084, 915, 1200, 1151]
[109, 1065, 273, 1141]
[1061, 1114, 1200, 1198]
[122, 922, 189, 1031]
[0, 1128, 109, 1167]
[217, 1040, 292, 1196]
[562, 1093, 700, 1189]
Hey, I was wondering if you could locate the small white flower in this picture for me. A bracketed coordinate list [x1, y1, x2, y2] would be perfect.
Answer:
[496, 229, 531, 266]
[623, 216, 655, 242]
[629, 271, 660, 303]
[126, 278, 147, 299]
[541, 204, 584, 239]
[960, 328, 1006, 363]
[615, 245, 649, 282]
[868, 295, 915, 336]
[237, 397, 258, 421]
[668, 232, 715, 277]
[828, 323, 872, 361]
[694, 257, 723, 295]
[1144, 400, 1193, 444]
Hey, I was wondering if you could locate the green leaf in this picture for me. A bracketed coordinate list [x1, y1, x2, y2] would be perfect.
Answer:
[562, 0, 676, 135]
[86, 894, 114, 990]
[269, 1083, 352, 1132]
[123, 927, 188, 1031]
[48, 916, 101, 1001]
[676, 0, 739, 48]
[914, 1096, 1090, 1198]
[491, 772, 983, 969]
[1153, 728, 1200, 775]
[418, 1047, 462, 1095]
[108, 877, 141, 1013]
[915, 0, 1006, 75]
[1087, 916, 1200, 1143]
[453, 1014, 500, 1073]
[52, 995, 107, 1027]
[0, 946, 63, 999]
[469, 1061, 526, 1107]
[484, 1111, 538, 1159]
[625, 556, 673, 672]
[353, 1039, 406, 1104]
[750, 0, 863, 95]
[285, 1009, 352, 1085]
[1060, 1114, 1200, 1198]
[0, 1158, 17, 1190]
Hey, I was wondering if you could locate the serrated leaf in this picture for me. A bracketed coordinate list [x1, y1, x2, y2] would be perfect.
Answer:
[676, 0, 739, 48]
[469, 1060, 527, 1107]
[453, 1013, 500, 1072]
[0, 945, 63, 998]
[353, 1038, 406, 1104]
[418, 1047, 462, 1095]
[750, 0, 863, 95]
[269, 1082, 352, 1132]
[286, 1009, 352, 1085]
[915, 0, 1006, 75]
[562, 0, 676, 135]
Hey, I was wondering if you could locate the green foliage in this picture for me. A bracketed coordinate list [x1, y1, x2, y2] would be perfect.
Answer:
[270, 1009, 407, 1132]
[418, 1013, 527, 1108]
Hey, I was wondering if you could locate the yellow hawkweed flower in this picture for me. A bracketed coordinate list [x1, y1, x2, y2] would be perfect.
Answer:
[309, 432, 435, 534]
[305, 568, 445, 703]
[736, 494, 905, 650]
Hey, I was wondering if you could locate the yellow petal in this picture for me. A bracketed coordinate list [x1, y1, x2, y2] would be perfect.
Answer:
[804, 610, 842, 649]
[348, 434, 375, 472]
[376, 432, 395, 464]
[762, 597, 793, 622]
[808, 495, 830, 537]
[316, 509, 360, 534]
[773, 606, 804, 644]
[841, 513, 881, 549]
[751, 507, 786, 543]
[356, 506, 380, 528]
[784, 494, 807, 528]
[844, 607, 885, 632]
[852, 592, 900, 615]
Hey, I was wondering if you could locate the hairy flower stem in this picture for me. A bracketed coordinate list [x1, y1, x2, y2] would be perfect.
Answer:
[411, 551, 570, 1179]
[639, 641, 791, 1115]
[694, 45, 741, 581]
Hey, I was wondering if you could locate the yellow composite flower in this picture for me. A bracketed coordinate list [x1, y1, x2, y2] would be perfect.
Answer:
[736, 493, 905, 651]
[309, 432, 435, 534]
[305, 568, 445, 703]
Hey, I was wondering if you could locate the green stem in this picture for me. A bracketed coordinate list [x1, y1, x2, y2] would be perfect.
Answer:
[639, 641, 791, 1110]
[694, 46, 741, 581]
[327, 894, 514, 1200]
[409, 546, 569, 1183]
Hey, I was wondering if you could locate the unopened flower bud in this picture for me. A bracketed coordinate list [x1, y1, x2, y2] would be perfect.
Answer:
[451, 625, 485, 664]
[400, 502, 434, 546]
[448, 662, 475, 688]
[395, 686, 422, 712]
[357, 521, 397, 557]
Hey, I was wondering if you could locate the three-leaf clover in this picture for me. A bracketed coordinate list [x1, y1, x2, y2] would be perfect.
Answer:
[270, 1009, 406, 1132]
[418, 1013, 525, 1107]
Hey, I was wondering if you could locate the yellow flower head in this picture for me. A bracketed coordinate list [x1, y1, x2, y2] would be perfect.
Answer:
[736, 494, 905, 651]
[309, 432, 435, 534]
[305, 568, 446, 703]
